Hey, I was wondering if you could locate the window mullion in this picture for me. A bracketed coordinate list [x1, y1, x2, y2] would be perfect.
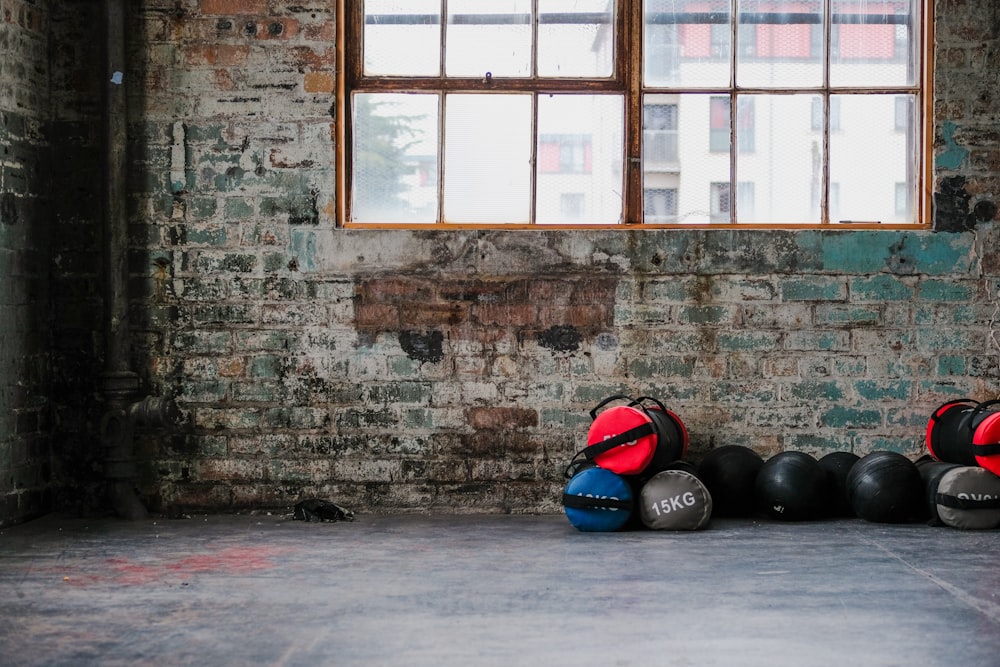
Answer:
[822, 0, 832, 225]
[437, 93, 446, 225]
[625, 0, 643, 224]
[438, 0, 447, 225]
[529, 0, 538, 225]
[440, 0, 447, 79]
[730, 0, 738, 225]
[530, 93, 538, 226]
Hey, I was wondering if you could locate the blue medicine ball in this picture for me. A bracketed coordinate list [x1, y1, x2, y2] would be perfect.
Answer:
[563, 467, 634, 532]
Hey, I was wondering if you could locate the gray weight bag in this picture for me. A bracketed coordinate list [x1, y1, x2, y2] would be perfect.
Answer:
[934, 466, 1000, 530]
[639, 469, 713, 531]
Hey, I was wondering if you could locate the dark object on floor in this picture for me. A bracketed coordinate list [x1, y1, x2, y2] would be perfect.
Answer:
[847, 451, 923, 523]
[698, 444, 764, 517]
[818, 451, 860, 517]
[293, 499, 355, 522]
[755, 451, 826, 521]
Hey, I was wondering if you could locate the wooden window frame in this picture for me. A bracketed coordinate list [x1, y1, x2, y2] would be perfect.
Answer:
[335, 0, 933, 229]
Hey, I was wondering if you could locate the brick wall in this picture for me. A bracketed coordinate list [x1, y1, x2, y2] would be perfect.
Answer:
[113, 1, 1000, 515]
[0, 0, 52, 526]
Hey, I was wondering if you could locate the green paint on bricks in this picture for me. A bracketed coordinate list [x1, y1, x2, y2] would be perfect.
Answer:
[938, 121, 968, 170]
[821, 406, 882, 428]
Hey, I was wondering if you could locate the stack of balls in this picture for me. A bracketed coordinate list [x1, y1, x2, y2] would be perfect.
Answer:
[563, 397, 1000, 531]
[562, 395, 712, 532]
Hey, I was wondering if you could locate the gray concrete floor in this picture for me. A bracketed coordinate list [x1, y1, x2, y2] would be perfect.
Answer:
[2, 513, 1000, 666]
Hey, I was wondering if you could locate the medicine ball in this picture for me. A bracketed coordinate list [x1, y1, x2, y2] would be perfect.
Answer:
[639, 470, 712, 531]
[698, 445, 764, 517]
[933, 466, 1000, 530]
[755, 451, 826, 521]
[915, 455, 962, 525]
[818, 451, 860, 518]
[847, 451, 923, 523]
[562, 466, 634, 532]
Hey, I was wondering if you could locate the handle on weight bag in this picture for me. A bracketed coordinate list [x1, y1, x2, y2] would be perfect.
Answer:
[589, 393, 670, 420]
[956, 399, 1000, 435]
[562, 494, 633, 511]
[929, 398, 976, 423]
[630, 395, 669, 414]
[589, 394, 636, 420]
[564, 421, 657, 478]
[935, 492, 1000, 511]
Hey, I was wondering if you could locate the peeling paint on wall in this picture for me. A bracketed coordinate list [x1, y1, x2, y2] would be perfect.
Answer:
[938, 121, 968, 171]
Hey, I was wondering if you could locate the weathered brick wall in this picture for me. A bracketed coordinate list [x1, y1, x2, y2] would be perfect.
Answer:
[125, 0, 1000, 515]
[932, 1, 1000, 232]
[0, 0, 52, 525]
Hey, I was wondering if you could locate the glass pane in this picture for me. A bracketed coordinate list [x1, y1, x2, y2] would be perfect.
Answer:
[444, 94, 531, 223]
[446, 0, 532, 77]
[536, 95, 623, 224]
[352, 94, 439, 223]
[538, 0, 614, 77]
[737, 0, 822, 88]
[829, 94, 914, 224]
[831, 0, 916, 86]
[642, 94, 729, 224]
[736, 94, 821, 223]
[645, 0, 731, 88]
[364, 0, 441, 76]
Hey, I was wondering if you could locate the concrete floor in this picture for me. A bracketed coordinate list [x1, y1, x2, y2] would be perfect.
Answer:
[2, 513, 1000, 666]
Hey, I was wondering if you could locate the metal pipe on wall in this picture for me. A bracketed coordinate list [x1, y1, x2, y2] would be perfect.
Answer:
[101, 0, 180, 519]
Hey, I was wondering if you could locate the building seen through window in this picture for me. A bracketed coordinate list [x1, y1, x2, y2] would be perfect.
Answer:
[341, 0, 927, 226]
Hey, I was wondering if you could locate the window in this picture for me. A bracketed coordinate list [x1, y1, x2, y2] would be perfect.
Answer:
[644, 103, 679, 164]
[644, 188, 678, 222]
[539, 135, 593, 174]
[710, 96, 754, 153]
[338, 0, 930, 227]
[711, 181, 754, 221]
[709, 97, 730, 153]
[811, 96, 841, 132]
[561, 193, 586, 220]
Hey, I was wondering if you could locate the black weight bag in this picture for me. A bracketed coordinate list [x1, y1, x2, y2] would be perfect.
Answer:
[639, 469, 712, 531]
[933, 466, 1000, 530]
[926, 399, 1000, 475]
[915, 455, 962, 525]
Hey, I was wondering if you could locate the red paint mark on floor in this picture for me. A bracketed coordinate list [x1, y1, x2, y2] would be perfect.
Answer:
[165, 546, 288, 575]
[41, 545, 295, 587]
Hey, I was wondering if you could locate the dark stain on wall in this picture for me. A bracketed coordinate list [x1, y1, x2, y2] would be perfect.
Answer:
[1, 192, 17, 224]
[536, 325, 582, 352]
[934, 176, 997, 233]
[399, 330, 444, 362]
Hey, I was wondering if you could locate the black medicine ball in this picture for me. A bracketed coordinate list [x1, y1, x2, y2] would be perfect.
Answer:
[847, 451, 923, 523]
[698, 445, 764, 517]
[755, 451, 826, 521]
[818, 451, 860, 517]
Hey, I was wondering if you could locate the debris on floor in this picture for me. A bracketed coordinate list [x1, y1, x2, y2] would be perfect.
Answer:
[292, 498, 355, 523]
